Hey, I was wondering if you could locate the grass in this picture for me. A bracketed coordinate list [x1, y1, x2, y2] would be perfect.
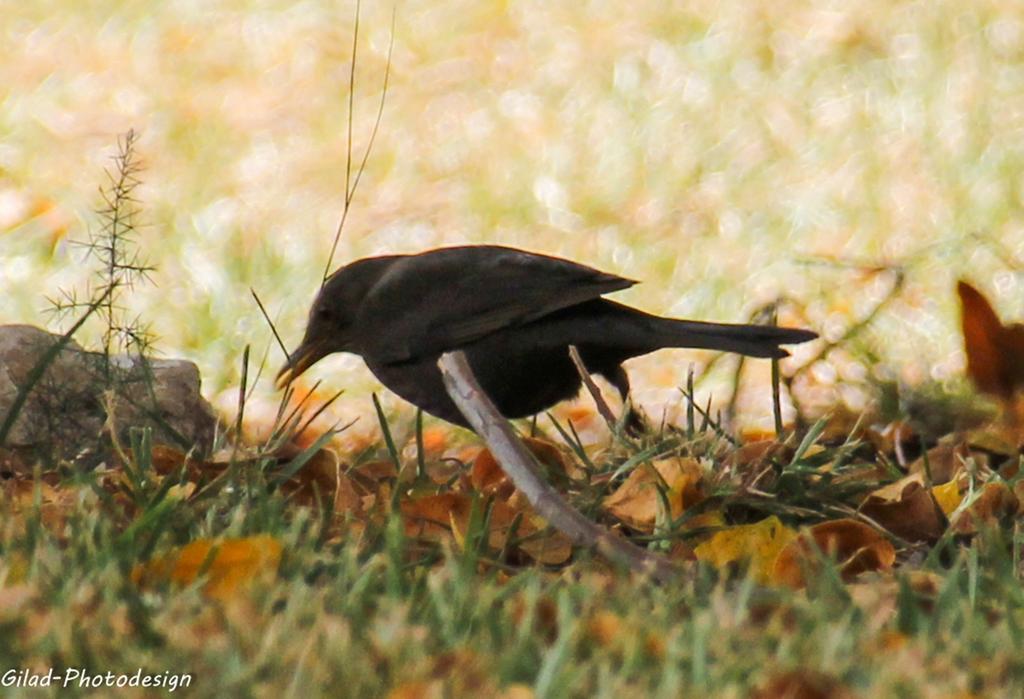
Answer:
[2, 414, 1024, 697]
[3, 0, 1024, 696]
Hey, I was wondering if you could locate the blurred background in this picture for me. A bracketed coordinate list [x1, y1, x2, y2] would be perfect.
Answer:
[2, 0, 1023, 441]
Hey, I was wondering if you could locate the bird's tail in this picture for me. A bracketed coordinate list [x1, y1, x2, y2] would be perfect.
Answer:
[648, 317, 817, 358]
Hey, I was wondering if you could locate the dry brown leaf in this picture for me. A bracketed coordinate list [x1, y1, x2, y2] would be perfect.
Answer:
[470, 438, 573, 496]
[693, 516, 797, 583]
[469, 449, 513, 497]
[509, 593, 559, 644]
[907, 440, 971, 485]
[149, 444, 189, 475]
[751, 670, 856, 699]
[959, 280, 1024, 399]
[514, 524, 574, 565]
[967, 426, 1021, 471]
[479, 501, 573, 565]
[772, 519, 895, 588]
[131, 535, 283, 602]
[858, 473, 947, 543]
[603, 458, 704, 532]
[281, 448, 364, 516]
[866, 420, 916, 458]
[1, 477, 80, 536]
[387, 682, 442, 699]
[950, 481, 1020, 535]
[353, 459, 400, 482]
[644, 633, 667, 660]
[730, 436, 792, 470]
[402, 493, 468, 543]
[404, 493, 573, 565]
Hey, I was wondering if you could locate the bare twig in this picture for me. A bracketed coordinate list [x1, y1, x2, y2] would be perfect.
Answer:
[322, 3, 397, 284]
[438, 350, 684, 583]
[250, 288, 289, 361]
[568, 345, 617, 428]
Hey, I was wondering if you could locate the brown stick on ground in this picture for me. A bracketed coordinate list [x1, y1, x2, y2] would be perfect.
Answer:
[438, 350, 684, 583]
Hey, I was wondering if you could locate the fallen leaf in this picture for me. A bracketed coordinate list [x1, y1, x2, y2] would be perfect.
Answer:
[603, 458, 705, 532]
[420, 426, 450, 455]
[772, 519, 895, 588]
[282, 447, 363, 515]
[509, 593, 559, 644]
[132, 535, 283, 602]
[470, 438, 573, 496]
[906, 440, 970, 484]
[585, 610, 622, 647]
[966, 426, 1019, 463]
[353, 459, 399, 482]
[402, 493, 468, 543]
[387, 682, 441, 699]
[693, 516, 797, 583]
[931, 480, 963, 516]
[1, 477, 79, 536]
[958, 280, 1024, 399]
[751, 670, 856, 699]
[730, 437, 792, 469]
[404, 493, 573, 565]
[428, 649, 487, 693]
[643, 633, 667, 660]
[867, 420, 916, 458]
[950, 481, 1019, 535]
[859, 473, 947, 543]
[513, 521, 574, 565]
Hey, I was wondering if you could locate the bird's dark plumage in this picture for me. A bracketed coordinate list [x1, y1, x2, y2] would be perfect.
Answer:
[277, 245, 817, 428]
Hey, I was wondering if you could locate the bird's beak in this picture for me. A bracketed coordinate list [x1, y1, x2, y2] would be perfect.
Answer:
[275, 338, 329, 390]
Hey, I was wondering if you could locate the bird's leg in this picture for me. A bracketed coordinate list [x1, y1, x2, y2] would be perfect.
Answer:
[601, 364, 648, 436]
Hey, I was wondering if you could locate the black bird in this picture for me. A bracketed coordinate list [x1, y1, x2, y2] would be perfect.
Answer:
[277, 245, 816, 429]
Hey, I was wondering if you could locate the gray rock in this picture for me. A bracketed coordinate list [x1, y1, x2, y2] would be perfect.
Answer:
[0, 324, 217, 468]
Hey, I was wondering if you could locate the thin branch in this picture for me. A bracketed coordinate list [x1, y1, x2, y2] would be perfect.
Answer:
[323, 2, 396, 284]
[347, 5, 395, 208]
[250, 288, 289, 361]
[343, 0, 361, 205]
[568, 345, 617, 428]
[438, 350, 684, 583]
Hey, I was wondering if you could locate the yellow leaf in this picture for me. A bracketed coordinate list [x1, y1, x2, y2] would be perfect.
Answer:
[931, 480, 963, 516]
[693, 516, 797, 583]
[132, 535, 283, 602]
[0, 551, 29, 586]
[585, 610, 622, 647]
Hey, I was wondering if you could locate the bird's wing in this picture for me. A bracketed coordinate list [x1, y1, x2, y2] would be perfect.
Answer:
[358, 246, 635, 363]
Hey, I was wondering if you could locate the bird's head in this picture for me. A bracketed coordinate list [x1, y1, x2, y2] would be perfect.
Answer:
[275, 255, 396, 389]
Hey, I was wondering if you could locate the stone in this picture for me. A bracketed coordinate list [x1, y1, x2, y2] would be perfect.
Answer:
[0, 324, 217, 469]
